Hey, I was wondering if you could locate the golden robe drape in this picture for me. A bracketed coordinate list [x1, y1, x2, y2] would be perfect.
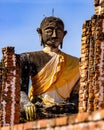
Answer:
[29, 51, 79, 100]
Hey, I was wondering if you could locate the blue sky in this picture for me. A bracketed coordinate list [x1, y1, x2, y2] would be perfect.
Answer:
[0, 0, 94, 60]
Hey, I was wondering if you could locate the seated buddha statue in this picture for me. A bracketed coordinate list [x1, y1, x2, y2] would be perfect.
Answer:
[20, 16, 80, 121]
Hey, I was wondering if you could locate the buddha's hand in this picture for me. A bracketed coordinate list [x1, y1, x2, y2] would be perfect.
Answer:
[24, 102, 36, 121]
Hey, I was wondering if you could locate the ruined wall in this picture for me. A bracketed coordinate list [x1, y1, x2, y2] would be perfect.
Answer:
[1, 109, 104, 130]
[0, 62, 2, 128]
[0, 47, 20, 126]
[79, 0, 104, 112]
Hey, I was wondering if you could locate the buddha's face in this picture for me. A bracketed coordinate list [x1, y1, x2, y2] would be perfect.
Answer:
[41, 21, 65, 48]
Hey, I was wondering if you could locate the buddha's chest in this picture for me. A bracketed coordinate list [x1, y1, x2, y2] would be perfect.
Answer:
[29, 52, 52, 76]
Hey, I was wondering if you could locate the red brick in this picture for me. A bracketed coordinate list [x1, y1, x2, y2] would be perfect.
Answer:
[1, 126, 10, 130]
[54, 126, 61, 130]
[38, 119, 48, 128]
[29, 120, 40, 129]
[10, 125, 18, 130]
[67, 125, 74, 130]
[24, 121, 34, 130]
[74, 112, 89, 123]
[73, 124, 81, 130]
[14, 123, 24, 130]
[60, 126, 69, 130]
[88, 122, 95, 130]
[55, 116, 68, 126]
[91, 109, 104, 121]
[47, 118, 56, 128]
[94, 121, 104, 129]
[67, 114, 77, 124]
[80, 123, 90, 130]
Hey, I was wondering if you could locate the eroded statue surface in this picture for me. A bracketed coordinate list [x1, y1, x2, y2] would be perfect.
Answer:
[20, 16, 80, 122]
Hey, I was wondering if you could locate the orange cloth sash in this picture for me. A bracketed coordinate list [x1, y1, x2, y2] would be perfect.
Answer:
[29, 51, 79, 100]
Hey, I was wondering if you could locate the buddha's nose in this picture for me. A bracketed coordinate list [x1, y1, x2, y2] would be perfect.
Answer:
[52, 29, 57, 38]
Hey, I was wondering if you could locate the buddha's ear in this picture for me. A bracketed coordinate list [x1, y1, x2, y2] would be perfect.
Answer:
[64, 30, 67, 37]
[37, 28, 42, 34]
[37, 28, 43, 46]
[60, 30, 67, 49]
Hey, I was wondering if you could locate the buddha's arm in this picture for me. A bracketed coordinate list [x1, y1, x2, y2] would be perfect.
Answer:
[20, 53, 36, 122]
[69, 79, 80, 113]
[20, 53, 30, 95]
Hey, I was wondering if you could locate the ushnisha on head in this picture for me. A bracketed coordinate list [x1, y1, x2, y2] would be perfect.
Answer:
[37, 16, 67, 49]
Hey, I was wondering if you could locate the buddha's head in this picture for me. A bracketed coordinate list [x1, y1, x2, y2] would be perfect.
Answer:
[37, 16, 67, 48]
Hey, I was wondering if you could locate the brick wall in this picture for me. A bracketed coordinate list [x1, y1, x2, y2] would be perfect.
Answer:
[1, 47, 20, 126]
[1, 109, 104, 130]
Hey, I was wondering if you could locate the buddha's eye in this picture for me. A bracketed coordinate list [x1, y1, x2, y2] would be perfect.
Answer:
[45, 29, 53, 35]
[57, 29, 62, 34]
